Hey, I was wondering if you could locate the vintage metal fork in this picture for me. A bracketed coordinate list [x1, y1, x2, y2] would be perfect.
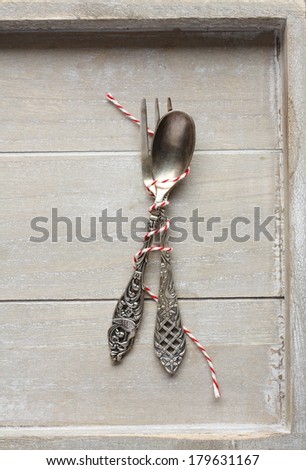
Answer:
[107, 99, 163, 362]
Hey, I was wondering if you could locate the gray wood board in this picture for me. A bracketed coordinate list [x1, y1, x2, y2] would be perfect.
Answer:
[0, 151, 283, 299]
[0, 299, 285, 429]
[0, 30, 281, 152]
[1, 3, 305, 448]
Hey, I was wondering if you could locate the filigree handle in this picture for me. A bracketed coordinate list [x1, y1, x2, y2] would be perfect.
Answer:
[108, 214, 159, 362]
[154, 211, 186, 374]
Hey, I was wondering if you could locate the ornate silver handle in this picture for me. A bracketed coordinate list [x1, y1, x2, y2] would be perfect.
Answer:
[108, 212, 160, 362]
[154, 210, 186, 374]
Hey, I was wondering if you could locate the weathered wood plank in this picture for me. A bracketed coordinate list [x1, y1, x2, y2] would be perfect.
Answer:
[0, 0, 303, 28]
[3, 431, 305, 450]
[1, 431, 305, 450]
[0, 435, 234, 450]
[0, 30, 280, 152]
[0, 299, 285, 429]
[0, 151, 283, 299]
[0, 0, 304, 451]
[282, 15, 306, 436]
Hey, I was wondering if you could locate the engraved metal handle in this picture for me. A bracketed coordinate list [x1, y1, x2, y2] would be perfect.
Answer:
[108, 212, 160, 362]
[154, 209, 186, 374]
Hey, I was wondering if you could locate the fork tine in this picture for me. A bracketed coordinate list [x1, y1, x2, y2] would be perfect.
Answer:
[141, 98, 153, 189]
[155, 98, 160, 129]
[167, 97, 173, 112]
[141, 98, 149, 159]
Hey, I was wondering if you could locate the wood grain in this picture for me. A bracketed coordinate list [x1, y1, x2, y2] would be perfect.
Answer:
[0, 30, 280, 152]
[0, 151, 283, 299]
[286, 16, 306, 434]
[0, 435, 235, 450]
[0, 299, 285, 429]
[0, 0, 303, 28]
[0, 3, 304, 448]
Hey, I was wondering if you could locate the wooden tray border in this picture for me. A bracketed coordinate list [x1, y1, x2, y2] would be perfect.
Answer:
[0, 0, 305, 450]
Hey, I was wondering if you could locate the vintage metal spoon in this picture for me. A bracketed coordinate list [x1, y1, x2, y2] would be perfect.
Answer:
[108, 99, 195, 363]
[152, 110, 195, 373]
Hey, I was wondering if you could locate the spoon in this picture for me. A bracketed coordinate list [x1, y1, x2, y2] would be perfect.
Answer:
[151, 109, 195, 373]
[108, 99, 195, 363]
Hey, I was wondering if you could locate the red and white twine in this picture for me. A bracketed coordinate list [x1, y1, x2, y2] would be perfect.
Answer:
[183, 328, 221, 399]
[106, 92, 155, 136]
[106, 92, 221, 398]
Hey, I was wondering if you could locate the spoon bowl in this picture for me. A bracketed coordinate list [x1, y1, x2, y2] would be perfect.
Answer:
[151, 110, 195, 203]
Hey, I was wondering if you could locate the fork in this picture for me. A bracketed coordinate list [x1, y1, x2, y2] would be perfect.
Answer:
[107, 99, 164, 362]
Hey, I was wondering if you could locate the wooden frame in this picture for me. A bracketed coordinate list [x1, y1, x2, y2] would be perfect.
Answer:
[0, 0, 305, 450]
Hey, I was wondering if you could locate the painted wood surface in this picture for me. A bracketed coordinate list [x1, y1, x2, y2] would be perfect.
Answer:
[0, 1, 304, 29]
[1, 432, 306, 450]
[282, 18, 306, 441]
[0, 299, 284, 429]
[0, 0, 305, 448]
[0, 31, 280, 152]
[0, 151, 283, 299]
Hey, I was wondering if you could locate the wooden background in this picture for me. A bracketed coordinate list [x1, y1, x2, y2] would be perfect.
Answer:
[0, 28, 288, 445]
